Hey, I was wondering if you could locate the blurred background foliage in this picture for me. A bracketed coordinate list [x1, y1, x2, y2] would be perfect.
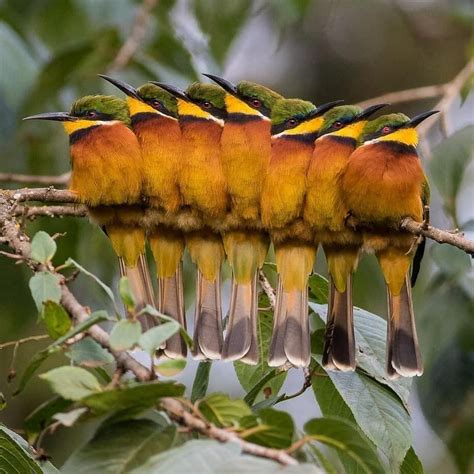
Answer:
[0, 0, 473, 472]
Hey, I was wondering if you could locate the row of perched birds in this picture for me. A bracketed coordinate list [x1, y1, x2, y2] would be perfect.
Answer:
[24, 73, 437, 379]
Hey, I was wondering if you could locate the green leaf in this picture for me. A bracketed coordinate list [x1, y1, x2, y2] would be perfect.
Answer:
[40, 366, 102, 400]
[15, 311, 110, 395]
[25, 397, 72, 444]
[431, 244, 471, 278]
[119, 276, 136, 310]
[29, 271, 61, 312]
[42, 300, 71, 339]
[109, 320, 141, 351]
[305, 417, 385, 474]
[0, 424, 44, 473]
[132, 439, 321, 473]
[81, 381, 185, 415]
[429, 125, 474, 218]
[30, 231, 57, 264]
[240, 408, 294, 449]
[400, 447, 424, 474]
[139, 322, 180, 355]
[53, 407, 88, 427]
[199, 393, 252, 427]
[234, 300, 287, 402]
[308, 273, 329, 303]
[62, 420, 178, 474]
[66, 337, 114, 368]
[155, 358, 186, 377]
[243, 369, 281, 406]
[191, 361, 212, 403]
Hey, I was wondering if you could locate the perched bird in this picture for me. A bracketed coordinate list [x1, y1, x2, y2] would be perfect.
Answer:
[99, 75, 187, 359]
[24, 96, 156, 329]
[304, 104, 387, 371]
[204, 74, 283, 364]
[339, 111, 437, 378]
[154, 81, 228, 361]
[261, 98, 341, 367]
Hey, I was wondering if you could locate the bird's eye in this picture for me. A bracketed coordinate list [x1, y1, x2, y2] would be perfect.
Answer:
[151, 99, 161, 107]
[251, 98, 262, 108]
[86, 110, 98, 119]
[382, 126, 391, 134]
[202, 101, 212, 109]
[287, 118, 297, 126]
[333, 121, 343, 128]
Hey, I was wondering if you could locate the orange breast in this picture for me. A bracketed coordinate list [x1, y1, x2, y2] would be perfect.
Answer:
[340, 142, 424, 226]
[261, 137, 313, 229]
[179, 119, 228, 219]
[304, 136, 356, 232]
[133, 116, 182, 213]
[69, 123, 143, 206]
[221, 119, 271, 221]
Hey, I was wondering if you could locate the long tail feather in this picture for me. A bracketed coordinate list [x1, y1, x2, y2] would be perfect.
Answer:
[268, 278, 288, 367]
[322, 276, 355, 371]
[158, 263, 187, 359]
[192, 268, 223, 360]
[118, 253, 156, 331]
[386, 274, 423, 378]
[238, 273, 259, 365]
[410, 237, 425, 287]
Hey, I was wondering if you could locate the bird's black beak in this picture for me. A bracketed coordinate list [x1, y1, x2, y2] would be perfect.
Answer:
[310, 100, 344, 117]
[357, 103, 389, 121]
[406, 110, 439, 128]
[202, 73, 238, 95]
[23, 112, 77, 122]
[98, 74, 140, 100]
[150, 82, 189, 102]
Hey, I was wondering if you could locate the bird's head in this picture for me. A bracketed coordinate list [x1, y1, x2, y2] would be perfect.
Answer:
[98, 75, 178, 120]
[151, 82, 226, 124]
[271, 99, 343, 139]
[318, 104, 388, 141]
[24, 95, 130, 136]
[203, 74, 283, 120]
[360, 110, 439, 147]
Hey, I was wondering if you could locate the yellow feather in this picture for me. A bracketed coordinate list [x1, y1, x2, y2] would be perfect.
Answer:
[225, 94, 266, 117]
[374, 128, 418, 146]
[107, 225, 145, 267]
[275, 243, 315, 291]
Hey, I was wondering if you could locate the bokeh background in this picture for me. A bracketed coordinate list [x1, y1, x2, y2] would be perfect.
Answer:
[0, 0, 473, 472]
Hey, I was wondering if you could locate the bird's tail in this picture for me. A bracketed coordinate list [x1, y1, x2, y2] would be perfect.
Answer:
[322, 247, 359, 371]
[149, 229, 187, 358]
[187, 231, 224, 360]
[108, 225, 156, 331]
[377, 249, 423, 378]
[268, 243, 315, 368]
[222, 231, 269, 364]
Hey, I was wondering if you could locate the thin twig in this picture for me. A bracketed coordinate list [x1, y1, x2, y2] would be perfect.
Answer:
[0, 172, 70, 186]
[258, 270, 276, 310]
[108, 0, 158, 72]
[0, 334, 49, 350]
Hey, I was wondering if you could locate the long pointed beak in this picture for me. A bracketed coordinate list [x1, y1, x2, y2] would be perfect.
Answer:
[23, 112, 77, 122]
[149, 82, 189, 102]
[202, 73, 238, 95]
[310, 100, 344, 117]
[357, 103, 389, 121]
[98, 74, 140, 99]
[406, 110, 439, 128]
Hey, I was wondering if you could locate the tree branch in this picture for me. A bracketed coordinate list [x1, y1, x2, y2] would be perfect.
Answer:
[258, 269, 276, 310]
[0, 172, 70, 186]
[14, 205, 87, 219]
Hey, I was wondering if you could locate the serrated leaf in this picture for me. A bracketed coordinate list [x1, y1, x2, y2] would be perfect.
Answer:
[119, 276, 136, 310]
[29, 271, 61, 312]
[66, 337, 114, 368]
[308, 273, 329, 303]
[139, 322, 179, 355]
[109, 320, 141, 351]
[240, 408, 294, 449]
[199, 393, 252, 427]
[155, 358, 186, 377]
[305, 417, 385, 474]
[81, 381, 185, 415]
[62, 420, 178, 474]
[30, 231, 57, 264]
[40, 366, 102, 400]
[42, 300, 71, 339]
[191, 361, 212, 403]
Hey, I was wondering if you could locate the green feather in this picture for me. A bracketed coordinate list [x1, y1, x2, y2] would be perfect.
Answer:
[137, 84, 178, 117]
[360, 113, 409, 143]
[70, 95, 130, 125]
[186, 82, 226, 109]
[237, 81, 283, 110]
[271, 98, 316, 125]
[319, 105, 361, 134]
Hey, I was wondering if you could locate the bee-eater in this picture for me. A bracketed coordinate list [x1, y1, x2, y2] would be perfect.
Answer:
[154, 81, 228, 361]
[339, 111, 437, 378]
[261, 98, 341, 367]
[304, 104, 388, 371]
[204, 74, 283, 364]
[24, 96, 156, 329]
[99, 76, 187, 359]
